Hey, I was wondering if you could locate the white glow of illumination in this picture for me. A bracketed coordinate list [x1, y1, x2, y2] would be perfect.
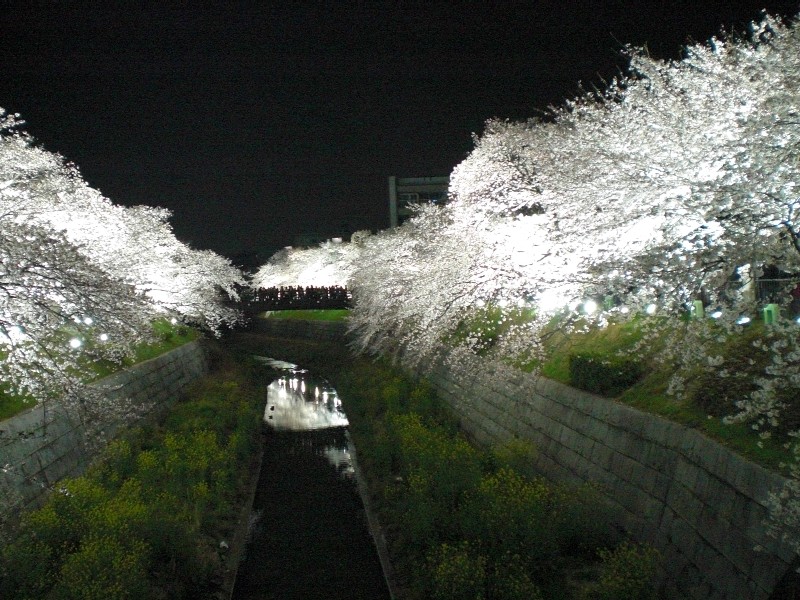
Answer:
[99, 333, 109, 342]
[620, 306, 630, 314]
[69, 338, 82, 349]
[83, 317, 93, 325]
[583, 300, 598, 314]
[537, 289, 566, 313]
[645, 304, 657, 315]
[711, 310, 723, 319]
[315, 386, 320, 398]
[170, 317, 178, 325]
[301, 380, 306, 394]
[737, 316, 751, 325]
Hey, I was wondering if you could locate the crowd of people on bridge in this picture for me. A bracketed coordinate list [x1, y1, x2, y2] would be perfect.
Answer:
[248, 286, 351, 310]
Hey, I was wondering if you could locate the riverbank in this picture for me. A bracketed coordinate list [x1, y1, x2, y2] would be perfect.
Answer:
[223, 330, 648, 600]
[224, 331, 397, 599]
[0, 343, 267, 599]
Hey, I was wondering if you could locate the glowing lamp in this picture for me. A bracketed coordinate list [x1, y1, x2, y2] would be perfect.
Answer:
[69, 338, 82, 349]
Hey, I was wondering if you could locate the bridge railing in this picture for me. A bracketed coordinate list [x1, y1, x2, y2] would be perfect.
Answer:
[243, 286, 351, 312]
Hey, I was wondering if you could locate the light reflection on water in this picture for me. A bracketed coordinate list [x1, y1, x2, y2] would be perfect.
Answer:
[255, 356, 349, 432]
[233, 357, 387, 599]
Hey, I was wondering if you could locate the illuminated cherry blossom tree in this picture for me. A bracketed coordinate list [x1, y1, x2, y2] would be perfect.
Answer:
[0, 218, 154, 401]
[347, 12, 800, 553]
[0, 108, 247, 418]
[0, 110, 245, 332]
[347, 12, 800, 366]
[251, 234, 368, 289]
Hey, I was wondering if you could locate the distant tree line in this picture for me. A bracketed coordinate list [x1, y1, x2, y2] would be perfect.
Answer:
[248, 286, 351, 310]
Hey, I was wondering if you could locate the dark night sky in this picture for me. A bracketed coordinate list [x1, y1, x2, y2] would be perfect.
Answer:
[3, 1, 799, 263]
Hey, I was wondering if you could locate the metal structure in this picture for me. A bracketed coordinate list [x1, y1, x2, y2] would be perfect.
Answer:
[388, 175, 449, 227]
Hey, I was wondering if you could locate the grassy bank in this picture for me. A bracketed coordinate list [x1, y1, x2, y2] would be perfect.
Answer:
[337, 358, 658, 600]
[0, 320, 199, 421]
[534, 317, 793, 473]
[0, 344, 266, 600]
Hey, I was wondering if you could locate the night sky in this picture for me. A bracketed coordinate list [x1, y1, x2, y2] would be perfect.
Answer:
[4, 2, 799, 265]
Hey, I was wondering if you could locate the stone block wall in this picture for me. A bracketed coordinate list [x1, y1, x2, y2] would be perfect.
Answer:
[424, 359, 796, 600]
[0, 340, 208, 525]
[250, 316, 348, 344]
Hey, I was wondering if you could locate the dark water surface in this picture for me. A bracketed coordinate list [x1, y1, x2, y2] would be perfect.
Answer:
[231, 359, 390, 600]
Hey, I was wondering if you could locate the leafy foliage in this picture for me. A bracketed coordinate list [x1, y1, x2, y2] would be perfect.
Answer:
[569, 353, 643, 397]
[337, 359, 624, 599]
[0, 357, 264, 599]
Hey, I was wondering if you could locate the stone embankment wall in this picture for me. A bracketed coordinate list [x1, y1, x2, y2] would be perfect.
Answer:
[425, 360, 796, 600]
[0, 340, 208, 523]
[251, 316, 348, 343]
[248, 317, 798, 599]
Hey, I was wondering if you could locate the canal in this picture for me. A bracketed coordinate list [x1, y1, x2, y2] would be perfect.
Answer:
[231, 358, 390, 600]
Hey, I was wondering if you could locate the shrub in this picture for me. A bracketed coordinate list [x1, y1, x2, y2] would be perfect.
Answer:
[459, 468, 559, 572]
[428, 541, 487, 600]
[0, 355, 265, 598]
[485, 437, 538, 478]
[0, 538, 56, 599]
[591, 542, 660, 600]
[51, 535, 150, 600]
[569, 352, 642, 397]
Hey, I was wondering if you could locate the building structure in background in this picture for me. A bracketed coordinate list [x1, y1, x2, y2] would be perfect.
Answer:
[388, 176, 449, 227]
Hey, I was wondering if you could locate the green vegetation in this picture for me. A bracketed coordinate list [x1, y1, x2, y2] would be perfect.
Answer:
[537, 317, 794, 473]
[335, 358, 658, 599]
[0, 348, 265, 600]
[446, 303, 796, 474]
[0, 320, 198, 421]
[86, 319, 199, 380]
[261, 308, 349, 321]
[0, 383, 36, 420]
[449, 305, 536, 355]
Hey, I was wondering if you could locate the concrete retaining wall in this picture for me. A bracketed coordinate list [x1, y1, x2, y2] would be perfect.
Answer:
[0, 340, 208, 524]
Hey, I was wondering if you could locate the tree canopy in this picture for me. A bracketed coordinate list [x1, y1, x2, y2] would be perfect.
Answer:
[0, 110, 244, 404]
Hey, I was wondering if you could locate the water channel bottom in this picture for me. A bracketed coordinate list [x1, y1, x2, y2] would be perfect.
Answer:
[232, 358, 390, 600]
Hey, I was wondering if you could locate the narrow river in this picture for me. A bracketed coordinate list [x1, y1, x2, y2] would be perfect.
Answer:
[231, 358, 390, 600]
